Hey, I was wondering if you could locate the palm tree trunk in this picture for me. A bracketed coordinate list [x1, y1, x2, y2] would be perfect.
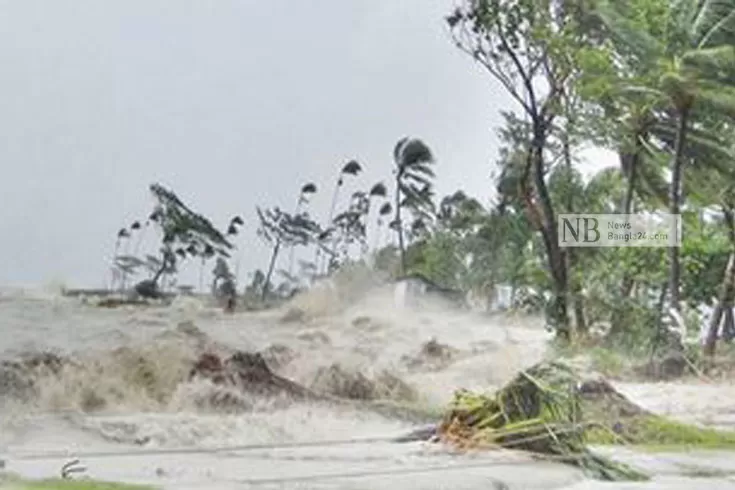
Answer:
[704, 208, 735, 356]
[622, 151, 638, 216]
[669, 107, 690, 315]
[704, 253, 735, 356]
[323, 179, 343, 275]
[610, 142, 643, 338]
[724, 307, 735, 342]
[262, 239, 282, 301]
[395, 181, 406, 276]
[152, 252, 169, 286]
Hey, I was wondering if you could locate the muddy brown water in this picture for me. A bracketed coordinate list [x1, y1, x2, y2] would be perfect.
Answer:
[2, 286, 735, 489]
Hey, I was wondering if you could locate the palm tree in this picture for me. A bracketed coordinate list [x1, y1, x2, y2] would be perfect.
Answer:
[226, 215, 244, 287]
[374, 202, 393, 251]
[594, 0, 735, 316]
[368, 182, 389, 254]
[288, 182, 317, 275]
[317, 161, 362, 274]
[392, 137, 435, 275]
[329, 161, 362, 220]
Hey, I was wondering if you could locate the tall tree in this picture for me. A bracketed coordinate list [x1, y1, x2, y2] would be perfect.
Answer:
[318, 160, 363, 274]
[256, 207, 322, 300]
[287, 182, 317, 276]
[447, 0, 589, 339]
[134, 183, 234, 298]
[592, 0, 735, 318]
[392, 137, 435, 276]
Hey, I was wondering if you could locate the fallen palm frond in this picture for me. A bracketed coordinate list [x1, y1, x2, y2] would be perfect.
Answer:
[438, 361, 649, 481]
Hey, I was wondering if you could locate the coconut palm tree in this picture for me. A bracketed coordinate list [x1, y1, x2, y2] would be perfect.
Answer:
[594, 0, 735, 315]
[392, 137, 435, 275]
[317, 161, 363, 274]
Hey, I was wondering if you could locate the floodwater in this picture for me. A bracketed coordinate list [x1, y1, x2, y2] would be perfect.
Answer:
[2, 285, 735, 489]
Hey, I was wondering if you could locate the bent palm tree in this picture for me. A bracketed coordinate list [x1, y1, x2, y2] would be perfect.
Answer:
[318, 161, 362, 274]
[288, 182, 317, 275]
[392, 137, 435, 275]
[595, 0, 735, 316]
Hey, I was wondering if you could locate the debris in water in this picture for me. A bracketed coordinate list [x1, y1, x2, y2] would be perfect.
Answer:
[0, 351, 69, 402]
[189, 351, 319, 401]
[309, 363, 418, 402]
[260, 343, 297, 371]
[438, 360, 649, 481]
[402, 337, 459, 371]
[297, 330, 331, 345]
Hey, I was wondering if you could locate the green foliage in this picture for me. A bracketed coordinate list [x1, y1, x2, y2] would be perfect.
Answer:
[0, 476, 156, 490]
[680, 216, 731, 304]
[586, 414, 735, 450]
[392, 137, 436, 274]
[149, 183, 233, 258]
[405, 232, 464, 289]
[440, 361, 649, 481]
[256, 206, 324, 299]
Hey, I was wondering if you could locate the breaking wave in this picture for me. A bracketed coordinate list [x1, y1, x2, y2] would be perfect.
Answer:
[0, 285, 550, 449]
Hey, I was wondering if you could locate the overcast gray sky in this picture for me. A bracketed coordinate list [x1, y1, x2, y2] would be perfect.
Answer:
[0, 0, 614, 289]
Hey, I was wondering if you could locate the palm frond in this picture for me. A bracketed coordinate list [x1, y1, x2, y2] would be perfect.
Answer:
[394, 138, 434, 168]
[692, 0, 735, 48]
[369, 182, 388, 197]
[694, 83, 735, 119]
[341, 160, 362, 175]
[593, 0, 665, 64]
[301, 182, 317, 194]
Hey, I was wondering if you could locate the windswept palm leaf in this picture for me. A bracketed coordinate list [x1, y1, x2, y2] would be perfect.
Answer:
[149, 208, 163, 222]
[379, 202, 393, 216]
[301, 182, 317, 194]
[341, 160, 362, 175]
[369, 182, 388, 197]
[394, 137, 434, 170]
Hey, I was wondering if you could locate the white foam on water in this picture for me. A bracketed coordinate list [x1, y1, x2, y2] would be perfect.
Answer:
[2, 284, 735, 489]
